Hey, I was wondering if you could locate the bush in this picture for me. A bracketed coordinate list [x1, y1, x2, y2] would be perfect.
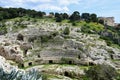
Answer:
[72, 22, 77, 26]
[85, 64, 118, 80]
[63, 27, 70, 35]
[0, 26, 7, 35]
[20, 24, 27, 28]
[41, 36, 49, 42]
[56, 16, 62, 22]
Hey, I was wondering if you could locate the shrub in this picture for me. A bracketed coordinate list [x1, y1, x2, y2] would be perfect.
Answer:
[41, 36, 49, 42]
[0, 26, 7, 35]
[85, 64, 118, 80]
[63, 27, 70, 35]
[72, 22, 77, 26]
[20, 24, 27, 28]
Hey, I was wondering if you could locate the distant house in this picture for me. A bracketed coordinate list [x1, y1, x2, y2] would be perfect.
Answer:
[98, 17, 115, 26]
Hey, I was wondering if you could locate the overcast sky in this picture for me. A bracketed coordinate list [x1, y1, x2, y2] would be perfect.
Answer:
[0, 0, 120, 23]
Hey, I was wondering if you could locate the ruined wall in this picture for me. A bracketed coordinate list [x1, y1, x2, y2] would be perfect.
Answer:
[98, 17, 115, 26]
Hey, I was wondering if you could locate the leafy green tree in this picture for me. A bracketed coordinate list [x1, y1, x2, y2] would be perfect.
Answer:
[81, 13, 90, 22]
[69, 11, 80, 22]
[2, 11, 10, 19]
[0, 15, 3, 21]
[49, 12, 54, 16]
[62, 13, 69, 19]
[55, 13, 60, 18]
[90, 13, 98, 22]
[36, 11, 44, 18]
[42, 12, 46, 16]
[56, 15, 62, 22]
[55, 13, 63, 22]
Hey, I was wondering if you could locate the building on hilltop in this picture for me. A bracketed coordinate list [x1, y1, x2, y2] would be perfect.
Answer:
[98, 17, 115, 26]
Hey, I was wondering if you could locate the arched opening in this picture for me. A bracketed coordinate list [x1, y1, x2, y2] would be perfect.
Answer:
[28, 62, 32, 66]
[21, 64, 24, 68]
[49, 60, 53, 64]
[24, 49, 28, 57]
[68, 61, 72, 64]
[17, 33, 24, 41]
[78, 55, 81, 59]
[15, 47, 17, 50]
[38, 55, 40, 58]
[110, 54, 114, 59]
[89, 62, 94, 66]
[64, 71, 69, 76]
[10, 49, 16, 54]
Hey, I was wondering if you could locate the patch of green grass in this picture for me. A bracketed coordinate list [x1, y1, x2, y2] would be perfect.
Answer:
[111, 44, 120, 49]
[46, 74, 63, 79]
[62, 19, 69, 23]
[79, 66, 91, 70]
[81, 22, 104, 34]
[111, 59, 120, 62]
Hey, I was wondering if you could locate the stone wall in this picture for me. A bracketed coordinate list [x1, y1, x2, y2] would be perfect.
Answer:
[98, 17, 115, 26]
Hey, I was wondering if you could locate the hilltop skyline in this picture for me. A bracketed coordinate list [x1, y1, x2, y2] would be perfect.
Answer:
[0, 0, 120, 23]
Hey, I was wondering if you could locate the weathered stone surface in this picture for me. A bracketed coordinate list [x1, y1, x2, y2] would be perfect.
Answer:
[0, 55, 18, 72]
[0, 19, 120, 71]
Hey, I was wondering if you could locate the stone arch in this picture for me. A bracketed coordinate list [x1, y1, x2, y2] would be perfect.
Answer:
[68, 61, 72, 64]
[110, 54, 114, 59]
[49, 60, 53, 64]
[64, 71, 69, 76]
[38, 54, 40, 58]
[28, 62, 32, 66]
[21, 64, 24, 68]
[17, 33, 24, 41]
[78, 55, 81, 59]
[24, 49, 28, 57]
[89, 62, 94, 66]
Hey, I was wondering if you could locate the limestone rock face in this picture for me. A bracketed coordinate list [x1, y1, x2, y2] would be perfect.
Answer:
[20, 43, 32, 51]
[0, 34, 24, 63]
[0, 55, 17, 72]
[0, 19, 120, 70]
[0, 45, 23, 63]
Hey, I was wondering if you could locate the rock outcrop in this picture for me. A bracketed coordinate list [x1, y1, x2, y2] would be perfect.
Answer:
[0, 18, 120, 70]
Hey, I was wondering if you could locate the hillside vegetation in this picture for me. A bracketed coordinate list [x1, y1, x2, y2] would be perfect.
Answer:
[0, 7, 120, 80]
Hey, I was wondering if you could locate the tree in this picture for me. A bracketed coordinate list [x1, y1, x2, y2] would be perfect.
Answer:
[0, 14, 3, 21]
[55, 13, 63, 22]
[42, 12, 46, 16]
[81, 13, 90, 22]
[69, 11, 80, 22]
[36, 11, 43, 18]
[56, 15, 62, 22]
[1, 11, 10, 19]
[62, 13, 69, 19]
[49, 12, 54, 16]
[90, 13, 98, 22]
[55, 13, 60, 18]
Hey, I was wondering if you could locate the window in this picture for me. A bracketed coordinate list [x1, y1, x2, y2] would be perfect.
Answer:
[28, 62, 32, 66]
[49, 60, 53, 64]
[68, 61, 72, 64]
[64, 71, 69, 76]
